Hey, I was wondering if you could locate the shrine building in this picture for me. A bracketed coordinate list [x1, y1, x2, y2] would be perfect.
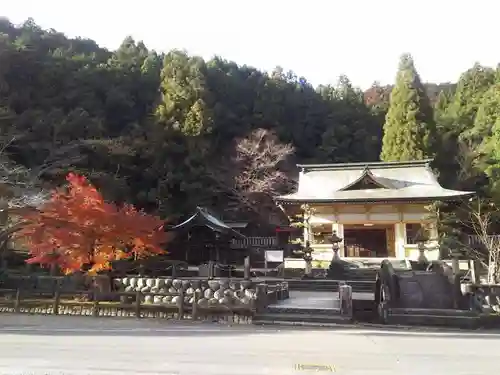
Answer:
[276, 159, 474, 266]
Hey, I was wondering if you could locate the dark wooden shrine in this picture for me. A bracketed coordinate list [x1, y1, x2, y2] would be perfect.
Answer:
[165, 207, 248, 265]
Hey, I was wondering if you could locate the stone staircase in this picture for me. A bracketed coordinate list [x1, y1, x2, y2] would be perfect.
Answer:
[254, 265, 378, 326]
[253, 289, 354, 327]
[253, 261, 383, 327]
[253, 304, 352, 327]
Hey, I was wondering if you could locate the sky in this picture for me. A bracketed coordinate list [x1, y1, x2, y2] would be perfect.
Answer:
[2, 0, 499, 89]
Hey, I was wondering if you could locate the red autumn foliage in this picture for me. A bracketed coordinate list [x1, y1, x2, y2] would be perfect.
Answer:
[15, 173, 171, 274]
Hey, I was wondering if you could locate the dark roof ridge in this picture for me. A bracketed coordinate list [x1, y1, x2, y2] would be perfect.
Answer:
[298, 159, 433, 171]
[339, 167, 393, 190]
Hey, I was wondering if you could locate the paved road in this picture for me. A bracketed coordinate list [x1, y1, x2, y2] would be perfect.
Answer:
[0, 314, 499, 375]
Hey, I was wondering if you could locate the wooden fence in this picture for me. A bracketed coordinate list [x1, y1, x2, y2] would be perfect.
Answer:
[0, 279, 290, 322]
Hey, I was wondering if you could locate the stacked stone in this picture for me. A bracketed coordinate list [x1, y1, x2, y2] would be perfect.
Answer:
[198, 279, 256, 308]
[115, 277, 256, 308]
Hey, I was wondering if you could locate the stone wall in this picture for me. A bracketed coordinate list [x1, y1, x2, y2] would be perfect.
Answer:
[115, 277, 257, 309]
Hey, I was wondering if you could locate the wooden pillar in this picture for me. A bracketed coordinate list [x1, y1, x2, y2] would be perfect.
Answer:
[386, 225, 396, 257]
[394, 223, 406, 259]
[243, 255, 251, 280]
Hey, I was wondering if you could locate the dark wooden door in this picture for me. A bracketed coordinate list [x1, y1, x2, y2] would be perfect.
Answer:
[343, 228, 388, 257]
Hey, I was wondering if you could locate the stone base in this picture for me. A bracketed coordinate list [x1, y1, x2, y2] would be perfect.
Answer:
[386, 307, 481, 329]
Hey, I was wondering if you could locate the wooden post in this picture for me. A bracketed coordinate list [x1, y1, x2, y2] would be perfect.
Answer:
[52, 283, 60, 315]
[172, 264, 176, 278]
[339, 284, 353, 318]
[255, 284, 268, 313]
[244, 256, 251, 280]
[451, 253, 461, 309]
[208, 261, 214, 279]
[135, 290, 141, 318]
[92, 290, 99, 317]
[178, 287, 185, 320]
[192, 290, 199, 320]
[451, 257, 460, 277]
[14, 288, 21, 313]
[471, 260, 481, 284]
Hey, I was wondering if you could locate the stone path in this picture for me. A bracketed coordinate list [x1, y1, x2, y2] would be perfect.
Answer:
[1, 314, 500, 375]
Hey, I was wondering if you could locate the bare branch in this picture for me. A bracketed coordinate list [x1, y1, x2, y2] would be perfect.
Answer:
[207, 128, 296, 222]
[0, 154, 48, 210]
[232, 128, 295, 196]
[456, 197, 500, 283]
[0, 135, 86, 211]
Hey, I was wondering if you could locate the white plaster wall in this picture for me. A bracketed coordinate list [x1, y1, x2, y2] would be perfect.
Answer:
[309, 214, 336, 224]
[337, 213, 367, 222]
[370, 213, 400, 221]
[403, 212, 429, 221]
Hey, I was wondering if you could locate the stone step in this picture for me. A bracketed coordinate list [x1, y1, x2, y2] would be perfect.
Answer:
[330, 267, 379, 279]
[266, 306, 341, 315]
[387, 314, 480, 329]
[253, 312, 352, 326]
[389, 307, 478, 317]
[386, 308, 481, 329]
[287, 280, 375, 293]
[252, 320, 352, 328]
[343, 273, 377, 281]
[252, 320, 351, 328]
[353, 299, 376, 311]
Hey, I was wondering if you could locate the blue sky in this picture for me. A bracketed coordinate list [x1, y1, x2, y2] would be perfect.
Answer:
[3, 0, 499, 89]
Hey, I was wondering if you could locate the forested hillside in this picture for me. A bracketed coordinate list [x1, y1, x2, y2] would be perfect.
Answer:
[1, 18, 500, 224]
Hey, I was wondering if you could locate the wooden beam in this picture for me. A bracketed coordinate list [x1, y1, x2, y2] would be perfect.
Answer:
[363, 204, 372, 221]
[333, 205, 339, 223]
[397, 204, 405, 222]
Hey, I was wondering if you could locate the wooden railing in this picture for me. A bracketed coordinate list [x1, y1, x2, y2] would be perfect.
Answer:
[230, 237, 279, 249]
[467, 234, 500, 247]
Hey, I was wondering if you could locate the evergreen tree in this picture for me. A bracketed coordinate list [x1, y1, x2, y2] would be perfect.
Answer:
[434, 89, 453, 131]
[380, 54, 436, 161]
[450, 63, 496, 135]
[475, 83, 500, 196]
[155, 50, 213, 136]
[472, 83, 500, 149]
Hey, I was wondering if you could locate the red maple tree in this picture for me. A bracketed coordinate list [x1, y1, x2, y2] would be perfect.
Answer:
[15, 173, 171, 274]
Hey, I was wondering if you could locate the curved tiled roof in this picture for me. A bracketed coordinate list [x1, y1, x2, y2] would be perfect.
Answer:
[277, 159, 474, 203]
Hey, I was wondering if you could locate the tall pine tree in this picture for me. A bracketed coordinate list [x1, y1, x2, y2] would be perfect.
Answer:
[380, 54, 436, 161]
